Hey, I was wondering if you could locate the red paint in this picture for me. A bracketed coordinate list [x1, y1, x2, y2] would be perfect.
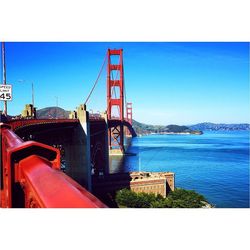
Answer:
[18, 156, 107, 208]
[126, 102, 133, 125]
[8, 118, 79, 131]
[107, 49, 125, 152]
[0, 124, 107, 208]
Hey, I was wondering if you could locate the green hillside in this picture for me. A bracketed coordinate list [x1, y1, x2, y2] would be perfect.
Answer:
[132, 119, 202, 135]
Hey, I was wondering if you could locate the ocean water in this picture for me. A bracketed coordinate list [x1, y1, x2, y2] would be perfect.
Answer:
[109, 131, 250, 208]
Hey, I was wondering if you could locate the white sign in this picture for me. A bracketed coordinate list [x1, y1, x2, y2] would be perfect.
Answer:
[0, 84, 12, 101]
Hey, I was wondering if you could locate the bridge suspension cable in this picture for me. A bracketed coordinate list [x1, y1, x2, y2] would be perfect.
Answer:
[84, 49, 129, 121]
[84, 52, 108, 105]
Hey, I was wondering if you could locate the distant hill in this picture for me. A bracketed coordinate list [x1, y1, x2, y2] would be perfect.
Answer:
[36, 107, 70, 119]
[188, 122, 250, 131]
[132, 120, 250, 135]
[132, 120, 165, 134]
[132, 119, 202, 135]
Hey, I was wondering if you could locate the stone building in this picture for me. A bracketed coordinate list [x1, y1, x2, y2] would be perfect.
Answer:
[130, 172, 175, 198]
[92, 171, 175, 200]
[21, 104, 36, 118]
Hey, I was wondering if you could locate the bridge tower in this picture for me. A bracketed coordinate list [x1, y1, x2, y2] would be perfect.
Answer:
[125, 102, 133, 136]
[126, 102, 132, 125]
[107, 49, 125, 154]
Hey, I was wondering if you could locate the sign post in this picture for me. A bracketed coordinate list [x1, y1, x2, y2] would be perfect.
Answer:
[0, 84, 12, 101]
[1, 42, 8, 115]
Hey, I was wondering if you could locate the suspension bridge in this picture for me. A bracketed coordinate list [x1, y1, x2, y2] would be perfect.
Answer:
[0, 47, 136, 208]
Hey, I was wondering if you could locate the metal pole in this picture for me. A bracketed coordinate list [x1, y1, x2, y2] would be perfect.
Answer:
[55, 96, 58, 118]
[32, 82, 34, 108]
[31, 82, 34, 117]
[1, 42, 7, 115]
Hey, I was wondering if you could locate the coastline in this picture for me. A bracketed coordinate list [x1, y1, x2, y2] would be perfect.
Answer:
[138, 131, 203, 136]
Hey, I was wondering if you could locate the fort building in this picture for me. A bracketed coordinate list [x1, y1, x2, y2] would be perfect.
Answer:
[92, 171, 175, 200]
[130, 172, 175, 198]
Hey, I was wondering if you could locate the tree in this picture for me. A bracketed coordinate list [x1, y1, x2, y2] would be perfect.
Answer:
[115, 188, 209, 208]
[167, 188, 207, 208]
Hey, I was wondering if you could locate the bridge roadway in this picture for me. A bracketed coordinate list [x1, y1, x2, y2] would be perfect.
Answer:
[8, 117, 136, 137]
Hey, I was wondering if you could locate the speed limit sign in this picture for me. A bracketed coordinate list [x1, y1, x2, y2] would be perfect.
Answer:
[0, 84, 12, 101]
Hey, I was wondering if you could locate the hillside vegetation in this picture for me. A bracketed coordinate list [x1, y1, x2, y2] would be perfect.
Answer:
[115, 188, 211, 208]
[132, 120, 202, 135]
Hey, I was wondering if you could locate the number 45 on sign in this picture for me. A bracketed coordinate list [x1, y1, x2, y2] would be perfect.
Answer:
[0, 84, 12, 101]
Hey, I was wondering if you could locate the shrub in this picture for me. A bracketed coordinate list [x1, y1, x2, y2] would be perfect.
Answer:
[115, 188, 208, 208]
[167, 188, 207, 208]
[116, 189, 165, 208]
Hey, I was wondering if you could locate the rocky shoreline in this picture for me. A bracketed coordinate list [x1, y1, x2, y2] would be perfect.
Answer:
[201, 201, 214, 208]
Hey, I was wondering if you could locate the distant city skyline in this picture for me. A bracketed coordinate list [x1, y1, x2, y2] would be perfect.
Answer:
[1, 42, 249, 125]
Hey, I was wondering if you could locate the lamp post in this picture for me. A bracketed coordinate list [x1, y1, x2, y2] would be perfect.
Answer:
[18, 79, 35, 107]
[31, 81, 34, 109]
[55, 96, 58, 118]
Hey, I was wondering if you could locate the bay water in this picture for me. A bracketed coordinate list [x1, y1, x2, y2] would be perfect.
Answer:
[109, 131, 249, 208]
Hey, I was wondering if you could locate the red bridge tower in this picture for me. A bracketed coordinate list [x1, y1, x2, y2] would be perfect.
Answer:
[107, 49, 125, 153]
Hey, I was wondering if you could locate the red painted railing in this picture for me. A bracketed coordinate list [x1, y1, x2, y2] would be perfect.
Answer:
[8, 118, 79, 131]
[0, 123, 107, 208]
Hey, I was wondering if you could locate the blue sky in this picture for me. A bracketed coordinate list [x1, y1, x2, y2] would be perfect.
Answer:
[1, 42, 249, 125]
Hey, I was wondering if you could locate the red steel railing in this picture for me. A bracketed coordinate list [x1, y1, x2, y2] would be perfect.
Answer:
[8, 118, 79, 131]
[0, 123, 107, 208]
